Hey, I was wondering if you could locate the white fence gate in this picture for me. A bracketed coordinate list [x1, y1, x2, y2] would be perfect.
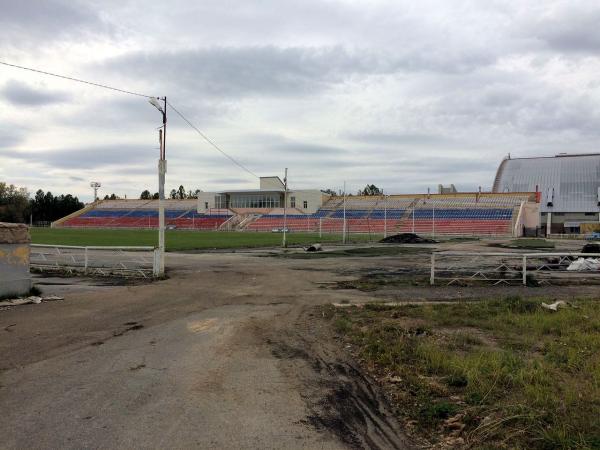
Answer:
[430, 251, 600, 286]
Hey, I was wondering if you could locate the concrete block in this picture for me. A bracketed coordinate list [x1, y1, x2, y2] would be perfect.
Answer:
[0, 222, 31, 297]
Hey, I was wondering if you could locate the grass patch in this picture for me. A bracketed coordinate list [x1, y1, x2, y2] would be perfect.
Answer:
[324, 297, 600, 448]
[31, 228, 380, 251]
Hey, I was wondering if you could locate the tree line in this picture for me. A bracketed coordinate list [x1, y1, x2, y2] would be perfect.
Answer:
[321, 184, 382, 196]
[138, 186, 201, 200]
[0, 182, 84, 224]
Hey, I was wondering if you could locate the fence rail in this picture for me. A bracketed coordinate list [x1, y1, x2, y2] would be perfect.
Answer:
[30, 244, 159, 278]
[430, 251, 600, 286]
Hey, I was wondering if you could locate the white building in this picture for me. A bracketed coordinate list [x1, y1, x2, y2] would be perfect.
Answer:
[197, 176, 327, 214]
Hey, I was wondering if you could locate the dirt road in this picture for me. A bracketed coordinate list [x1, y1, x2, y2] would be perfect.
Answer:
[1, 242, 597, 449]
[1, 250, 411, 449]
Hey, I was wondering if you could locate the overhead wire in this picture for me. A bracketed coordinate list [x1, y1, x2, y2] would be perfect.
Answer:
[0, 60, 259, 178]
[167, 101, 259, 178]
[0, 60, 151, 98]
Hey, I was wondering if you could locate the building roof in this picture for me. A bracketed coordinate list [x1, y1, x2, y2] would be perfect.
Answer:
[217, 189, 284, 194]
[493, 153, 600, 213]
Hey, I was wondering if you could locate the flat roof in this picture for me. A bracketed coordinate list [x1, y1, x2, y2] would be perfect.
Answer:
[217, 189, 284, 194]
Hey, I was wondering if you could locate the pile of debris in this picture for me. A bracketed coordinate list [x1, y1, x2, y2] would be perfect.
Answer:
[0, 295, 63, 308]
[582, 242, 600, 254]
[304, 243, 323, 252]
[565, 242, 600, 272]
[380, 233, 438, 244]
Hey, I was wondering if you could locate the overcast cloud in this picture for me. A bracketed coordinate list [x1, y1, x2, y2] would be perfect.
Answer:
[1, 0, 600, 201]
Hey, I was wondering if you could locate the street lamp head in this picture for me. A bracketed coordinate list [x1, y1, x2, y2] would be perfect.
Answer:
[149, 97, 164, 113]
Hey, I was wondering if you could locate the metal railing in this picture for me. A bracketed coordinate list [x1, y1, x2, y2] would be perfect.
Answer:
[30, 244, 159, 278]
[430, 251, 600, 286]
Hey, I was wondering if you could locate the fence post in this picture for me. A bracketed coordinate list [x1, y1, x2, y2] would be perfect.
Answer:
[319, 218, 322, 238]
[522, 255, 527, 286]
[153, 248, 161, 277]
[84, 247, 88, 274]
[430, 253, 435, 285]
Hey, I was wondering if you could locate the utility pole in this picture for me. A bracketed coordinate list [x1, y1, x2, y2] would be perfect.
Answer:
[384, 193, 387, 239]
[150, 96, 167, 276]
[282, 168, 288, 248]
[343, 181, 347, 244]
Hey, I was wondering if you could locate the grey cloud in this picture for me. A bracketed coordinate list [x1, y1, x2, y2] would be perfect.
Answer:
[348, 132, 456, 147]
[14, 145, 153, 169]
[102, 43, 496, 99]
[1, 80, 70, 106]
[0, 123, 28, 147]
[0, 0, 110, 43]
[272, 142, 346, 155]
[102, 46, 380, 98]
[528, 4, 600, 54]
[208, 177, 251, 184]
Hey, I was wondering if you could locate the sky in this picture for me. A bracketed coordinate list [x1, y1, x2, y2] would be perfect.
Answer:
[1, 0, 600, 202]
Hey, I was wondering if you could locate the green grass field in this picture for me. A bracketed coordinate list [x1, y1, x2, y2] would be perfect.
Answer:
[30, 228, 381, 251]
[326, 297, 600, 449]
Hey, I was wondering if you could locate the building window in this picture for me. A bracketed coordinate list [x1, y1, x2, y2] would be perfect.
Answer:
[290, 196, 296, 208]
[303, 200, 308, 209]
[585, 212, 596, 216]
[205, 202, 209, 209]
[229, 194, 281, 208]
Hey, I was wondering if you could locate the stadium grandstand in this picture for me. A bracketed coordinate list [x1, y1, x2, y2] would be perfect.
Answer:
[53, 199, 232, 230]
[493, 153, 600, 235]
[55, 174, 539, 237]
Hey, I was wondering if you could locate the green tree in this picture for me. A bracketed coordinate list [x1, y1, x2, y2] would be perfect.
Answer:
[140, 190, 152, 199]
[0, 182, 30, 222]
[358, 184, 382, 196]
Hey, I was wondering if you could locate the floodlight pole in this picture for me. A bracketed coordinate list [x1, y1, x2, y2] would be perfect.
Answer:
[343, 181, 347, 244]
[384, 193, 387, 239]
[282, 168, 288, 248]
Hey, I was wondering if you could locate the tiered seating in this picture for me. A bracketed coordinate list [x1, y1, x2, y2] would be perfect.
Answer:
[58, 193, 531, 237]
[245, 194, 524, 236]
[62, 200, 232, 230]
[246, 214, 319, 232]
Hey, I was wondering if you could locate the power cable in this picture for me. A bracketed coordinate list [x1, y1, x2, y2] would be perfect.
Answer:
[167, 101, 259, 178]
[0, 60, 151, 98]
[0, 60, 260, 178]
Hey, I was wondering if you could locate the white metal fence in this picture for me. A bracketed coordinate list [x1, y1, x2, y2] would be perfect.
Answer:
[430, 251, 600, 286]
[30, 244, 159, 278]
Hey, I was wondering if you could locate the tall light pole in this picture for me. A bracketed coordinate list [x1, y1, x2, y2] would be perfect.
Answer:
[282, 168, 288, 248]
[342, 181, 347, 244]
[149, 96, 167, 276]
[90, 181, 101, 202]
[384, 192, 387, 239]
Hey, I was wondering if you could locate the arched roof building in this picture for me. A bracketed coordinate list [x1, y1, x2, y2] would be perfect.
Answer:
[493, 153, 600, 233]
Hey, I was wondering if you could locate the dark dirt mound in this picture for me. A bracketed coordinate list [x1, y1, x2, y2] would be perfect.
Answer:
[380, 233, 438, 244]
[582, 243, 600, 254]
